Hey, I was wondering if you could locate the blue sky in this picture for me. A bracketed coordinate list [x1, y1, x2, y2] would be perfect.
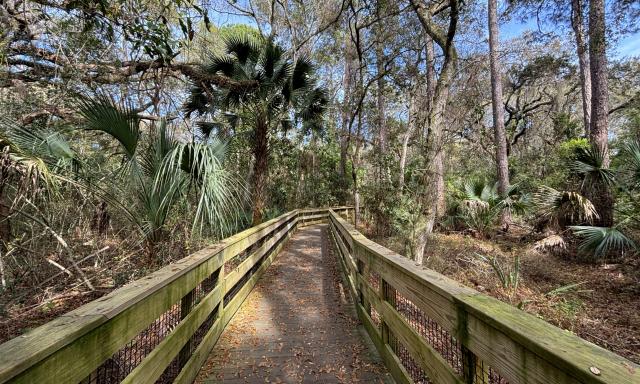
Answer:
[501, 15, 640, 59]
[208, 3, 639, 59]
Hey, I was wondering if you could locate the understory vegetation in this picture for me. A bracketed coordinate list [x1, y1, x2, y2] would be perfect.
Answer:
[1, 0, 639, 364]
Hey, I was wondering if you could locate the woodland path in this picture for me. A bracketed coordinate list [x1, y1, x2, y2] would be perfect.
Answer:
[194, 224, 393, 383]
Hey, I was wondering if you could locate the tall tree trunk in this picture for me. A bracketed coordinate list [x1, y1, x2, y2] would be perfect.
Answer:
[339, 30, 354, 200]
[488, 0, 510, 230]
[375, 28, 387, 154]
[587, 0, 613, 227]
[252, 114, 269, 226]
[409, 0, 459, 265]
[572, 0, 592, 137]
[399, 84, 420, 191]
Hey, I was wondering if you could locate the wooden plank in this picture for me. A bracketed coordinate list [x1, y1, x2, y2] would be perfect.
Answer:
[297, 213, 328, 221]
[2, 249, 226, 384]
[298, 218, 328, 227]
[121, 284, 225, 383]
[173, 316, 224, 384]
[329, 210, 640, 384]
[356, 303, 412, 384]
[225, 218, 298, 290]
[330, 224, 411, 384]
[0, 211, 299, 383]
[220, 211, 297, 263]
[359, 281, 463, 384]
[174, 228, 291, 384]
[173, 264, 226, 384]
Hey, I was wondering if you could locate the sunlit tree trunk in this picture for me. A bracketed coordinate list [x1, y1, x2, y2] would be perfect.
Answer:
[572, 0, 592, 136]
[375, 26, 387, 155]
[587, 0, 613, 226]
[339, 30, 354, 199]
[488, 0, 510, 230]
[409, 0, 458, 265]
[399, 84, 419, 191]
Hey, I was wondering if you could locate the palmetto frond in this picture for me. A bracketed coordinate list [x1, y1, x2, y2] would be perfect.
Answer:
[291, 56, 314, 91]
[224, 34, 261, 64]
[0, 116, 77, 194]
[569, 226, 636, 257]
[533, 186, 598, 226]
[161, 138, 246, 237]
[187, 35, 327, 137]
[78, 95, 140, 158]
[571, 145, 615, 186]
[624, 140, 640, 187]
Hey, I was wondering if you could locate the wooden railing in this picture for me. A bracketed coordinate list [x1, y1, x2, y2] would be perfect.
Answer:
[0, 207, 352, 384]
[327, 209, 639, 384]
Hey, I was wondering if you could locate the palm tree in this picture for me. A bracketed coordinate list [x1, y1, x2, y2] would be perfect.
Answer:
[78, 96, 245, 257]
[0, 116, 77, 249]
[184, 34, 327, 225]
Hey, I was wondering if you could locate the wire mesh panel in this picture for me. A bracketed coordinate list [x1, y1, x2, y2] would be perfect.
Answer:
[388, 282, 509, 384]
[388, 330, 431, 384]
[87, 303, 181, 384]
[85, 266, 223, 384]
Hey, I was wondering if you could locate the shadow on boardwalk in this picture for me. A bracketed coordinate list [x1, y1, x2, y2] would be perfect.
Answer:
[195, 224, 393, 383]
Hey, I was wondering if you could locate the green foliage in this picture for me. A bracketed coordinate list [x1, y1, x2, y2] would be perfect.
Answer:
[569, 226, 636, 258]
[533, 186, 598, 229]
[78, 96, 245, 247]
[444, 179, 529, 236]
[558, 138, 590, 161]
[474, 252, 520, 292]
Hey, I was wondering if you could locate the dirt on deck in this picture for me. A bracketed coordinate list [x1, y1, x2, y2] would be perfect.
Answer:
[195, 224, 393, 383]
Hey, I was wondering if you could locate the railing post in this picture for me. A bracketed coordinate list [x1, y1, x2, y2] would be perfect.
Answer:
[216, 265, 225, 320]
[380, 279, 395, 345]
[178, 288, 195, 366]
[355, 245, 371, 315]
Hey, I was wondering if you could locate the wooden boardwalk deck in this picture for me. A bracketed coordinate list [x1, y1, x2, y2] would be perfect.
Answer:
[194, 224, 393, 384]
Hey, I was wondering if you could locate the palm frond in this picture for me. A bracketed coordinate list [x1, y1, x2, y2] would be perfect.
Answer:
[291, 56, 313, 91]
[224, 34, 261, 65]
[624, 140, 640, 186]
[533, 186, 598, 226]
[160, 138, 246, 237]
[205, 54, 236, 76]
[569, 226, 636, 257]
[260, 40, 285, 79]
[572, 145, 615, 186]
[78, 95, 140, 158]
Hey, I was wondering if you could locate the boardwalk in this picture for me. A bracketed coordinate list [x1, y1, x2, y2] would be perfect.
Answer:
[195, 224, 393, 384]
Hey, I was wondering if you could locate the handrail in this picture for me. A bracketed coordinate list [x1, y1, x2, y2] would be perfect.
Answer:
[327, 209, 639, 384]
[0, 207, 353, 384]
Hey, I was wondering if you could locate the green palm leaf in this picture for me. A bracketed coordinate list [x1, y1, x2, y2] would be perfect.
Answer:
[571, 145, 615, 186]
[569, 226, 636, 257]
[78, 95, 140, 158]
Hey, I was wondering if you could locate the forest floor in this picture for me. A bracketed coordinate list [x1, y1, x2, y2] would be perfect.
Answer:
[367, 226, 640, 364]
[0, 232, 194, 343]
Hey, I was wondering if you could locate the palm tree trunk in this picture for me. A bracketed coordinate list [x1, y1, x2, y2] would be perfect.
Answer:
[588, 0, 614, 227]
[571, 0, 592, 136]
[488, 0, 510, 230]
[252, 115, 269, 226]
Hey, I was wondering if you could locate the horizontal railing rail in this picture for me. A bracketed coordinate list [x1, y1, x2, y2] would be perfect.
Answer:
[0, 207, 353, 384]
[327, 209, 639, 384]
